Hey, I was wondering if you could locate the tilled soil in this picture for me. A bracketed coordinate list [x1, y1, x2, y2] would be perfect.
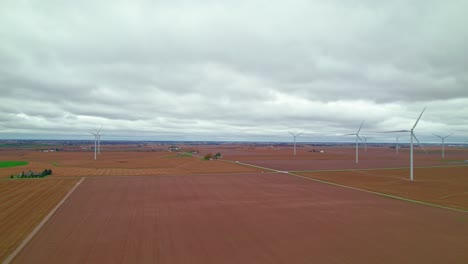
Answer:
[12, 174, 468, 264]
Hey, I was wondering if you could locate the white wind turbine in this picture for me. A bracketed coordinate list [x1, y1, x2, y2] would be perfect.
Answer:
[347, 120, 365, 164]
[433, 133, 452, 159]
[385, 107, 426, 181]
[89, 126, 103, 160]
[289, 131, 303, 156]
[395, 136, 400, 157]
[96, 126, 102, 155]
[362, 136, 372, 152]
[90, 131, 98, 160]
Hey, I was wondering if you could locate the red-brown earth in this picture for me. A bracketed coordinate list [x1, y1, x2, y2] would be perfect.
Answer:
[2, 144, 467, 263]
[12, 174, 468, 264]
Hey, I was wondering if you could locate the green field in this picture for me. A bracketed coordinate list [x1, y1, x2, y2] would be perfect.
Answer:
[0, 161, 29, 168]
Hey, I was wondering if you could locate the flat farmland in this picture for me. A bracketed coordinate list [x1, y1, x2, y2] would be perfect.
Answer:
[2, 146, 466, 178]
[0, 151, 262, 178]
[297, 166, 468, 210]
[223, 146, 468, 171]
[0, 179, 79, 263]
[11, 174, 468, 264]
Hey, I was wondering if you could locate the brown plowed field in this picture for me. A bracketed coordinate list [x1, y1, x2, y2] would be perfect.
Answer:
[227, 146, 468, 171]
[202, 144, 468, 162]
[11, 174, 468, 264]
[0, 151, 262, 178]
[297, 166, 468, 210]
[3, 145, 468, 263]
[0, 179, 79, 262]
[240, 158, 449, 171]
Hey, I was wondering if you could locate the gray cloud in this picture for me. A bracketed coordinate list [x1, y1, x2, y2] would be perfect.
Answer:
[1, 0, 467, 142]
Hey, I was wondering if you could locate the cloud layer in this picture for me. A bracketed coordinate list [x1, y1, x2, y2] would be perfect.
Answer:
[1, 0, 468, 142]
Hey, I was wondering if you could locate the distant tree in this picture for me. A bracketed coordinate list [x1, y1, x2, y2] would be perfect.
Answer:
[214, 152, 222, 159]
[204, 153, 213, 160]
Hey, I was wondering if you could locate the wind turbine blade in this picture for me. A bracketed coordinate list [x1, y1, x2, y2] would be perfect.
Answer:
[412, 107, 426, 130]
[289, 131, 294, 136]
[357, 135, 364, 142]
[356, 120, 365, 134]
[433, 133, 442, 138]
[412, 133, 427, 154]
[345, 133, 356, 136]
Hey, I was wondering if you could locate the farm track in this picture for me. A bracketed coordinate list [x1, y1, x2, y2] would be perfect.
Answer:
[296, 166, 468, 211]
[11, 174, 468, 264]
[1, 146, 467, 263]
[231, 160, 468, 211]
[0, 179, 79, 263]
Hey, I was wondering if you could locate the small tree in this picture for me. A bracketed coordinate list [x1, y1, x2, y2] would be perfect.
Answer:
[214, 152, 222, 159]
[204, 153, 213, 160]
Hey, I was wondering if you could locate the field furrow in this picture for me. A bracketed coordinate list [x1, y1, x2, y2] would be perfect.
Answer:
[0, 179, 79, 262]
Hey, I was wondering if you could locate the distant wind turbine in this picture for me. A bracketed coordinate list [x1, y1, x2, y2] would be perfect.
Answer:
[96, 126, 102, 155]
[90, 132, 97, 160]
[289, 131, 303, 156]
[89, 126, 103, 160]
[362, 136, 371, 152]
[347, 120, 365, 164]
[384, 107, 426, 181]
[395, 136, 400, 157]
[433, 133, 452, 159]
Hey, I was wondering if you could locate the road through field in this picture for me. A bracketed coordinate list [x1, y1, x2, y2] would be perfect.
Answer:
[11, 173, 468, 264]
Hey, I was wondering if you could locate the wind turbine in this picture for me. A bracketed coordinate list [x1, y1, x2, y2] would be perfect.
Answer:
[362, 136, 371, 152]
[289, 131, 303, 156]
[385, 107, 426, 181]
[96, 126, 102, 155]
[395, 136, 400, 157]
[89, 126, 103, 160]
[90, 132, 97, 160]
[347, 120, 365, 164]
[433, 133, 452, 159]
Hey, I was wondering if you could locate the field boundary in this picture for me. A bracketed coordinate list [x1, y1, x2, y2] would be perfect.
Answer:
[289, 164, 468, 173]
[232, 160, 468, 213]
[286, 172, 468, 213]
[3, 177, 85, 264]
[223, 160, 279, 172]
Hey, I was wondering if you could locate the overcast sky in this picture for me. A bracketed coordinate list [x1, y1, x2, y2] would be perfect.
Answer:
[1, 0, 467, 143]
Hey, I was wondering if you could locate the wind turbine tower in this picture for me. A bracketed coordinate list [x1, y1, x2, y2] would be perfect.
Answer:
[96, 127, 102, 155]
[433, 133, 452, 159]
[289, 132, 303, 156]
[347, 121, 364, 164]
[90, 132, 97, 160]
[363, 136, 370, 152]
[385, 107, 426, 181]
[395, 137, 399, 157]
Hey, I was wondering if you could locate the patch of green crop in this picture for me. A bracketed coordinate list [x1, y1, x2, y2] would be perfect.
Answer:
[0, 161, 29, 168]
[163, 152, 193, 158]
